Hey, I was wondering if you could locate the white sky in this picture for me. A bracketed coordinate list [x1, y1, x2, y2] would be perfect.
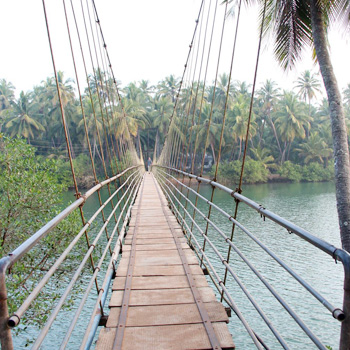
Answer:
[1, 0, 349, 102]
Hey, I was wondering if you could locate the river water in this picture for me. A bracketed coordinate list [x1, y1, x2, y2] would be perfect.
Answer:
[186, 181, 344, 350]
[13, 181, 344, 349]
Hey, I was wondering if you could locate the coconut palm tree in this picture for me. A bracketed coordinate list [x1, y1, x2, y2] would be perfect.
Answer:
[296, 131, 333, 165]
[231, 93, 257, 160]
[250, 145, 277, 171]
[152, 96, 173, 153]
[257, 0, 350, 258]
[0, 79, 15, 111]
[5, 91, 44, 141]
[157, 75, 180, 103]
[274, 91, 310, 162]
[257, 80, 281, 152]
[295, 70, 321, 104]
[76, 95, 104, 161]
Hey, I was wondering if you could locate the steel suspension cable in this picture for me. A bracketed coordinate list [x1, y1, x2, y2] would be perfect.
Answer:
[80, 0, 130, 229]
[91, 0, 139, 167]
[69, 0, 124, 254]
[190, 0, 228, 265]
[222, 0, 268, 297]
[62, 0, 114, 306]
[159, 0, 205, 164]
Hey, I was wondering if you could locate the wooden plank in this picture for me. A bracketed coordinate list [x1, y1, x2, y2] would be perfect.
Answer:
[96, 323, 235, 350]
[125, 231, 184, 239]
[112, 274, 208, 290]
[109, 286, 217, 307]
[122, 243, 189, 251]
[121, 250, 199, 266]
[106, 301, 228, 327]
[124, 237, 186, 245]
[116, 263, 204, 277]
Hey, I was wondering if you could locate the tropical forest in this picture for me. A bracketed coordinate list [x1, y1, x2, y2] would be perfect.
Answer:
[1, 71, 350, 188]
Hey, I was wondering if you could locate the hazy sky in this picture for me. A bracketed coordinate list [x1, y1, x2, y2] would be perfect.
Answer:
[1, 0, 349, 101]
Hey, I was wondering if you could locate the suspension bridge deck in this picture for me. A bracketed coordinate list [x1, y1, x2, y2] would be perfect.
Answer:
[96, 173, 235, 350]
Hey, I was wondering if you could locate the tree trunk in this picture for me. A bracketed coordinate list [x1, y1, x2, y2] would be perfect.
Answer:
[268, 115, 283, 161]
[237, 139, 242, 160]
[210, 142, 216, 165]
[310, 0, 350, 252]
[258, 117, 266, 147]
[310, 1, 350, 348]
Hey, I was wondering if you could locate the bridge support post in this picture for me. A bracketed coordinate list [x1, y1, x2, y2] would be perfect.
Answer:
[0, 258, 13, 350]
[340, 252, 350, 350]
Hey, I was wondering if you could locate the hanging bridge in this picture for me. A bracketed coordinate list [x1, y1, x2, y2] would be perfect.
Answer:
[1, 0, 350, 349]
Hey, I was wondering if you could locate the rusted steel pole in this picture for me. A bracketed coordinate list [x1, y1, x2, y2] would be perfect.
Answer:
[0, 258, 12, 350]
[340, 250, 350, 350]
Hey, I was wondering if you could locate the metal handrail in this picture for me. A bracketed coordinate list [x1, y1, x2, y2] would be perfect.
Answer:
[31, 172, 142, 350]
[0, 166, 143, 350]
[154, 165, 350, 349]
[4, 165, 141, 268]
[156, 165, 350, 269]
[156, 167, 343, 319]
[156, 172, 279, 349]
[156, 170, 327, 349]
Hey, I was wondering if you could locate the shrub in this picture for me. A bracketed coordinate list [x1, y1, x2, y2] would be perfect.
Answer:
[278, 161, 302, 182]
[302, 162, 334, 182]
[214, 159, 269, 185]
[0, 135, 81, 328]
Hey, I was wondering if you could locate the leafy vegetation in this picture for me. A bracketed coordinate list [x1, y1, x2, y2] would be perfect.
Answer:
[0, 71, 349, 186]
[0, 135, 81, 328]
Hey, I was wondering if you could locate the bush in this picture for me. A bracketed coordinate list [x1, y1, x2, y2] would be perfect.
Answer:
[302, 162, 334, 182]
[0, 135, 81, 328]
[214, 159, 269, 185]
[278, 161, 303, 181]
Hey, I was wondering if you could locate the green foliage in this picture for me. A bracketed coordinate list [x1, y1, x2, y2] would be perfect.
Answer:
[278, 161, 334, 182]
[0, 135, 81, 327]
[215, 159, 269, 185]
[278, 161, 303, 182]
[302, 162, 334, 182]
[0, 72, 346, 187]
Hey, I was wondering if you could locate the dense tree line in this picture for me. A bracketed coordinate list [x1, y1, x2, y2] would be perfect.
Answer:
[0, 71, 350, 185]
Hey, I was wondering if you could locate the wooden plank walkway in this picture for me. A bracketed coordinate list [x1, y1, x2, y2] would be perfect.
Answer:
[96, 173, 235, 350]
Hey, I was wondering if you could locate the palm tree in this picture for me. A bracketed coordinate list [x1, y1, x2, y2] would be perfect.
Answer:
[0, 79, 16, 132]
[195, 102, 222, 164]
[254, 0, 350, 258]
[157, 75, 180, 103]
[257, 80, 281, 153]
[0, 79, 15, 111]
[250, 145, 277, 171]
[295, 70, 321, 116]
[5, 91, 44, 141]
[274, 91, 310, 162]
[152, 96, 173, 158]
[230, 93, 257, 160]
[296, 131, 333, 165]
[76, 95, 104, 161]
[295, 70, 321, 102]
[139, 80, 154, 97]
